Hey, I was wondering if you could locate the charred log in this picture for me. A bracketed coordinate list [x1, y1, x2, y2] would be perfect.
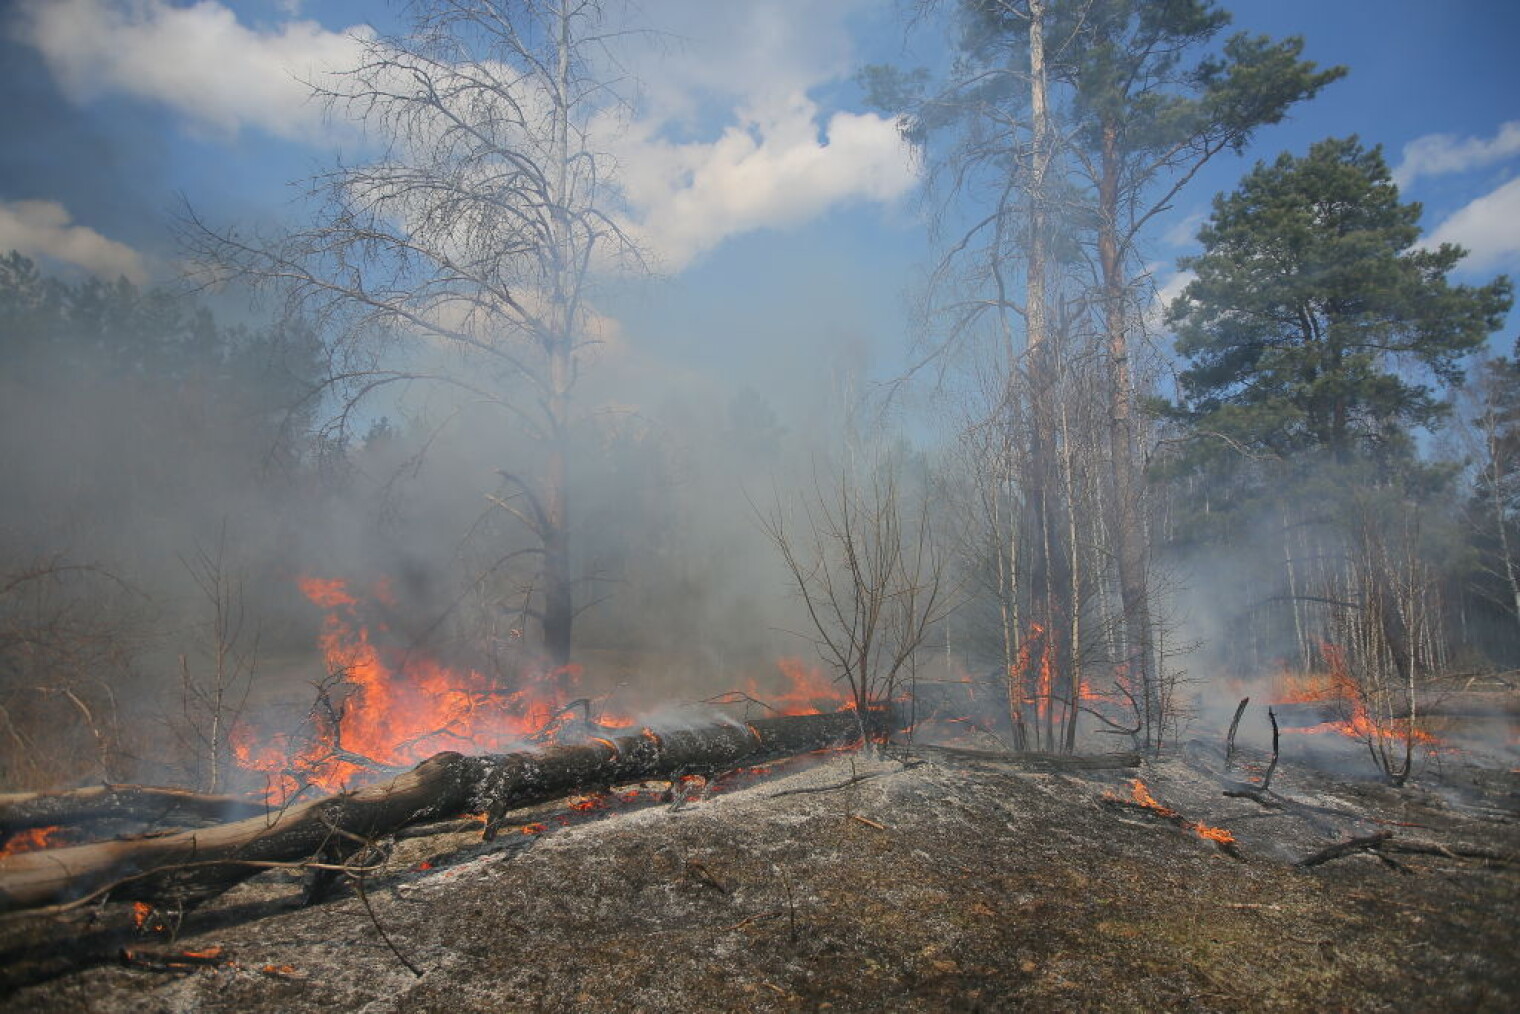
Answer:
[0, 709, 885, 915]
[1224, 697, 1249, 771]
[0, 786, 269, 838]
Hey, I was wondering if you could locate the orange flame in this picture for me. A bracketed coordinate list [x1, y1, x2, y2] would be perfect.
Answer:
[1127, 778, 1178, 818]
[747, 658, 851, 715]
[231, 576, 602, 801]
[1276, 643, 1441, 748]
[1193, 822, 1236, 846]
[0, 826, 65, 858]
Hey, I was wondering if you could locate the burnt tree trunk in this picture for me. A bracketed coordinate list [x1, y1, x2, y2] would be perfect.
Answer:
[0, 709, 883, 915]
[0, 785, 269, 837]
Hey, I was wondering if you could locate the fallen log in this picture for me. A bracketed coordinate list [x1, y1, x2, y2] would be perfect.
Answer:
[0, 785, 270, 837]
[0, 709, 880, 915]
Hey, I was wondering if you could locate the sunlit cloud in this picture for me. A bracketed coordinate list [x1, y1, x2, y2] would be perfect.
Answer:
[1422, 176, 1520, 272]
[613, 92, 916, 271]
[0, 199, 149, 282]
[13, 0, 371, 141]
[1393, 120, 1520, 189]
[14, 0, 915, 275]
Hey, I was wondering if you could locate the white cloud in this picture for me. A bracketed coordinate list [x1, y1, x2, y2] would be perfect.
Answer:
[13, 0, 371, 141]
[1422, 176, 1520, 272]
[15, 0, 916, 273]
[614, 92, 916, 270]
[0, 199, 149, 282]
[1144, 266, 1195, 332]
[1393, 121, 1520, 188]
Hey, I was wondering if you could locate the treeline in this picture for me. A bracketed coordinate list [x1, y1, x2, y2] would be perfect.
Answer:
[0, 252, 329, 788]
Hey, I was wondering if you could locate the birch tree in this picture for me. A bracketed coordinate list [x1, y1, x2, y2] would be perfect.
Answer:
[189, 0, 643, 672]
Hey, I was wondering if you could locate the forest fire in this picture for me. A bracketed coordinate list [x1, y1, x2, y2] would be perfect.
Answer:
[1271, 645, 1442, 749]
[229, 578, 857, 803]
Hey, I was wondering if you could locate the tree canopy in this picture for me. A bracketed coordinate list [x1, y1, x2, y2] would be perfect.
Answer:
[1169, 136, 1512, 470]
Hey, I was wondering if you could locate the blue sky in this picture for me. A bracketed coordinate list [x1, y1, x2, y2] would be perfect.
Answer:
[1, 0, 1516, 422]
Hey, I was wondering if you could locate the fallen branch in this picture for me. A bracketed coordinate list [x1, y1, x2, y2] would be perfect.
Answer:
[0, 708, 884, 915]
[1383, 840, 1519, 865]
[765, 769, 896, 799]
[1294, 831, 1395, 868]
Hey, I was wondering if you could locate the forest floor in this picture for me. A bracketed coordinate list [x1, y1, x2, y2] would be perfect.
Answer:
[2, 719, 1517, 1012]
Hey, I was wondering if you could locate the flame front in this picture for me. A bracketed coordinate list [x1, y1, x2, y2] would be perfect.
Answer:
[232, 576, 594, 801]
[1275, 643, 1441, 748]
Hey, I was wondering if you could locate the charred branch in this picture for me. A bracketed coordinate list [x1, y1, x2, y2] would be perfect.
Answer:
[1294, 830, 1395, 868]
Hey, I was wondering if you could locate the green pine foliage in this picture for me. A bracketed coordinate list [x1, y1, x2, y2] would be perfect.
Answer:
[1170, 137, 1510, 465]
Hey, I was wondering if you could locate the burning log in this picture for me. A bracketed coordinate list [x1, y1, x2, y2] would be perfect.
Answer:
[0, 709, 886, 916]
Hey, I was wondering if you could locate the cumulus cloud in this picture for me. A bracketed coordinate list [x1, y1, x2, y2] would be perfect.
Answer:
[614, 92, 916, 270]
[15, 0, 916, 272]
[1422, 176, 1520, 272]
[1393, 121, 1520, 188]
[13, 0, 371, 141]
[0, 199, 149, 282]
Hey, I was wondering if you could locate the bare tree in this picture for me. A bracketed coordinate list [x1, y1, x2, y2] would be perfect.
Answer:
[0, 560, 140, 788]
[171, 533, 258, 794]
[1320, 498, 1444, 785]
[759, 461, 950, 727]
[186, 0, 645, 673]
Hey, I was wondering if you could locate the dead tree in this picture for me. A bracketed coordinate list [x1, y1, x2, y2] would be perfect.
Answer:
[184, 0, 646, 672]
[759, 462, 950, 721]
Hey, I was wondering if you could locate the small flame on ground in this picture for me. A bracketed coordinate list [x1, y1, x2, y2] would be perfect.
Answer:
[1120, 779, 1235, 849]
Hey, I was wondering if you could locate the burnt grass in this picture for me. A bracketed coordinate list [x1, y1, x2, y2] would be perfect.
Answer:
[3, 739, 1517, 1012]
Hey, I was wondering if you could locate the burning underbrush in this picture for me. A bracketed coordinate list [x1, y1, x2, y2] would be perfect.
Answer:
[223, 577, 861, 807]
[1, 578, 1516, 1010]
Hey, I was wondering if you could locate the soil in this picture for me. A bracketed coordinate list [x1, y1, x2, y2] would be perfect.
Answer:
[1, 734, 1516, 1012]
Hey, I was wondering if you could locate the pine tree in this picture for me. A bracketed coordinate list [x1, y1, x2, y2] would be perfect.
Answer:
[1170, 136, 1510, 473]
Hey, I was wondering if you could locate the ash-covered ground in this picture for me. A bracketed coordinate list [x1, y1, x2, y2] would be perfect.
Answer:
[4, 733, 1517, 1012]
